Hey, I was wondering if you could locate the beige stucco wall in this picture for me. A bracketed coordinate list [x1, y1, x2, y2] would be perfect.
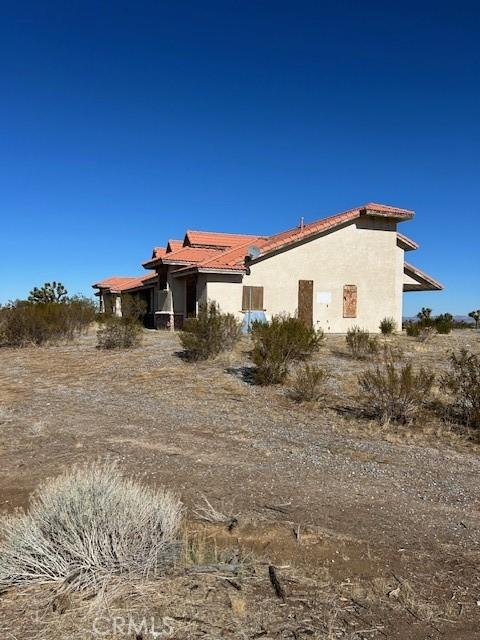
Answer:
[167, 270, 186, 314]
[205, 274, 244, 315]
[205, 218, 406, 333]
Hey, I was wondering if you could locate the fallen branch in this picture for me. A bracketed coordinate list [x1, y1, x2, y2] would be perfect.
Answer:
[268, 565, 286, 602]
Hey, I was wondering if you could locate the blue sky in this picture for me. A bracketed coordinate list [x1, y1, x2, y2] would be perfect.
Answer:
[0, 0, 479, 315]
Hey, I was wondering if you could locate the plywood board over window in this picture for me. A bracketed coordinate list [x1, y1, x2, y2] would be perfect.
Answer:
[298, 280, 314, 327]
[343, 285, 357, 318]
[242, 286, 264, 310]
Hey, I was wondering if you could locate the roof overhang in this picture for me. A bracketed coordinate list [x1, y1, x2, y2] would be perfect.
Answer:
[360, 205, 414, 221]
[397, 232, 419, 251]
[403, 262, 443, 291]
[172, 266, 245, 278]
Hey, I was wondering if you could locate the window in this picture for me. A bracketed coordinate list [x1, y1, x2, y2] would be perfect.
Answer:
[242, 286, 264, 311]
[343, 284, 357, 318]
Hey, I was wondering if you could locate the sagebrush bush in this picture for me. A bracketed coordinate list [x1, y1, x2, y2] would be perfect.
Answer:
[405, 322, 420, 337]
[346, 326, 378, 358]
[358, 351, 434, 424]
[250, 315, 323, 385]
[97, 316, 143, 349]
[379, 317, 396, 335]
[0, 298, 96, 347]
[435, 314, 453, 334]
[0, 461, 183, 594]
[441, 349, 480, 429]
[179, 301, 241, 361]
[288, 363, 330, 402]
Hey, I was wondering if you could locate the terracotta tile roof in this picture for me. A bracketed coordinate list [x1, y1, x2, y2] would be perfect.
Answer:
[162, 246, 222, 264]
[93, 272, 157, 293]
[175, 239, 263, 273]
[185, 230, 261, 249]
[404, 262, 443, 290]
[258, 202, 414, 256]
[166, 239, 183, 253]
[143, 202, 416, 274]
[152, 246, 166, 258]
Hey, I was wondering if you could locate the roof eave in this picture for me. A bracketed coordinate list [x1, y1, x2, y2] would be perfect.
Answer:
[404, 263, 443, 291]
[172, 266, 245, 278]
[360, 206, 414, 221]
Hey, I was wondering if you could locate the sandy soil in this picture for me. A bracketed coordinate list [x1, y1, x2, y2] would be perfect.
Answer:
[0, 328, 479, 639]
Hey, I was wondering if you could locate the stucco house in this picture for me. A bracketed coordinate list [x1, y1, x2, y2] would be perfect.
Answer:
[93, 202, 442, 333]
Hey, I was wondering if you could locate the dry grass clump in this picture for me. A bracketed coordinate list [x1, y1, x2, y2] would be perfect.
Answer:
[180, 301, 242, 361]
[346, 326, 378, 358]
[442, 349, 480, 429]
[97, 316, 143, 349]
[0, 461, 183, 595]
[358, 349, 434, 424]
[250, 315, 323, 385]
[288, 363, 330, 403]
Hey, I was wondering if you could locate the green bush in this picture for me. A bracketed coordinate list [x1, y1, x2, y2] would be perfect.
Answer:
[288, 363, 329, 402]
[379, 317, 396, 335]
[358, 352, 434, 424]
[346, 326, 378, 358]
[0, 298, 96, 347]
[179, 301, 241, 361]
[405, 322, 420, 337]
[97, 316, 143, 349]
[435, 314, 453, 334]
[441, 349, 480, 429]
[250, 315, 323, 385]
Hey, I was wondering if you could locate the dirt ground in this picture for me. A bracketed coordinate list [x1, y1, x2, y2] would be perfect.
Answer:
[0, 328, 479, 639]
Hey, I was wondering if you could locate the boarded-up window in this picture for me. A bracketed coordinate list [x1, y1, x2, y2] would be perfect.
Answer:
[298, 280, 314, 328]
[343, 285, 357, 318]
[242, 286, 264, 311]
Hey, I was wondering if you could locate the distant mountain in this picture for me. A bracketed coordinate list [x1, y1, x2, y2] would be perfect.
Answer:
[403, 315, 475, 324]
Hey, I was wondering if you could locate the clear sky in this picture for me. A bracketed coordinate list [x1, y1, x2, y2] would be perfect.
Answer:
[1, 0, 479, 315]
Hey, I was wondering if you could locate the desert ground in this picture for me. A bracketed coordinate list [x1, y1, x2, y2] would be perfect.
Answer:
[0, 328, 479, 639]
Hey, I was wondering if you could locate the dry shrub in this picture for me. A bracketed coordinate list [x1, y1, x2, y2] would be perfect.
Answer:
[250, 315, 323, 385]
[179, 301, 241, 361]
[405, 322, 437, 342]
[379, 317, 396, 335]
[346, 326, 378, 358]
[358, 349, 434, 424]
[441, 349, 480, 428]
[0, 298, 96, 347]
[121, 293, 147, 321]
[288, 363, 330, 403]
[0, 460, 183, 595]
[97, 316, 143, 349]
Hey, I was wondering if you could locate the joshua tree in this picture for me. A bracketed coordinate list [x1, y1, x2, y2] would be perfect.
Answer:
[417, 307, 432, 321]
[28, 281, 68, 304]
[468, 310, 480, 330]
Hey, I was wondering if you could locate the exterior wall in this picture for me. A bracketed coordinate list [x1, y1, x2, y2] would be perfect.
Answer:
[197, 274, 208, 307]
[167, 269, 186, 314]
[205, 273, 244, 315]
[205, 218, 405, 333]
